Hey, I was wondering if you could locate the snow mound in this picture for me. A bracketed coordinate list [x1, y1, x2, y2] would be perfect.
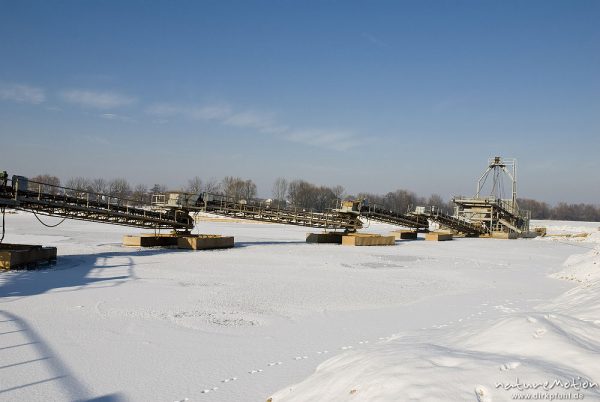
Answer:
[270, 314, 600, 401]
[552, 244, 600, 283]
[270, 246, 600, 401]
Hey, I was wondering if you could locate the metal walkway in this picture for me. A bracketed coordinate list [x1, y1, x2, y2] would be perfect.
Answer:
[195, 194, 432, 232]
[0, 175, 193, 230]
[413, 206, 486, 236]
[195, 193, 363, 232]
[360, 204, 429, 231]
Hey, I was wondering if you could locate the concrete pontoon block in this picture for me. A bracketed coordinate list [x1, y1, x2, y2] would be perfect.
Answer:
[177, 235, 235, 250]
[491, 232, 518, 239]
[306, 233, 344, 244]
[0, 244, 57, 270]
[389, 230, 418, 240]
[425, 232, 453, 241]
[122, 234, 179, 247]
[341, 234, 395, 246]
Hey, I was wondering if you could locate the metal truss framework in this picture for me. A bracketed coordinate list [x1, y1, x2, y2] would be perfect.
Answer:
[360, 204, 429, 231]
[195, 193, 363, 232]
[0, 156, 532, 238]
[0, 177, 193, 230]
[413, 206, 487, 236]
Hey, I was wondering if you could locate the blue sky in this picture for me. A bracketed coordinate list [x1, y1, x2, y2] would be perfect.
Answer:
[1, 0, 598, 203]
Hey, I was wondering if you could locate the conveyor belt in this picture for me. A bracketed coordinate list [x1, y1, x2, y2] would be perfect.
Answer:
[413, 207, 486, 236]
[0, 177, 192, 230]
[360, 204, 429, 230]
[197, 193, 362, 232]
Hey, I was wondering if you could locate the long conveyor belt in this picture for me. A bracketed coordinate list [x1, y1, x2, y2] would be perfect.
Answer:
[360, 204, 429, 230]
[0, 176, 193, 230]
[197, 193, 363, 232]
[413, 207, 486, 236]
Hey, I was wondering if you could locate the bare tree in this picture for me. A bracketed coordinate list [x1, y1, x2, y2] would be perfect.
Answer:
[288, 180, 318, 210]
[243, 179, 257, 200]
[287, 180, 341, 211]
[517, 198, 551, 220]
[132, 184, 148, 205]
[30, 174, 61, 195]
[272, 178, 288, 201]
[187, 176, 203, 194]
[314, 186, 337, 211]
[383, 189, 423, 213]
[203, 178, 221, 194]
[89, 178, 107, 194]
[427, 194, 447, 212]
[150, 184, 167, 194]
[65, 177, 91, 197]
[108, 178, 131, 201]
[331, 185, 345, 200]
[222, 176, 244, 200]
[359, 189, 424, 213]
[220, 177, 257, 200]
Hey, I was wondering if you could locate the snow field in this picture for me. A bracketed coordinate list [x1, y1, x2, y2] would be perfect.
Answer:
[0, 213, 597, 401]
[270, 222, 600, 401]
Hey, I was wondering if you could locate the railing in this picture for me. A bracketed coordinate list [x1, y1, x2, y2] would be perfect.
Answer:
[195, 192, 362, 231]
[415, 205, 487, 235]
[360, 203, 429, 229]
[1, 175, 192, 230]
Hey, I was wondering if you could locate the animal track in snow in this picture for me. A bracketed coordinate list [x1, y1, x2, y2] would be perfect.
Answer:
[494, 305, 518, 313]
[475, 385, 492, 402]
[221, 377, 237, 383]
[500, 362, 521, 371]
[267, 362, 283, 366]
[294, 356, 309, 360]
[248, 369, 263, 374]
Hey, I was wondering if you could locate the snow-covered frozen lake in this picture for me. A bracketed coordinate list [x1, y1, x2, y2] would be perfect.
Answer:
[1, 213, 599, 401]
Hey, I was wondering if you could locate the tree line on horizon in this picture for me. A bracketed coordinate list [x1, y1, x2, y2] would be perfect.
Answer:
[26, 174, 600, 222]
[516, 198, 600, 222]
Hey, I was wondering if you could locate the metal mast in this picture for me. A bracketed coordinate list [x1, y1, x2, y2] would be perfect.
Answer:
[476, 156, 517, 209]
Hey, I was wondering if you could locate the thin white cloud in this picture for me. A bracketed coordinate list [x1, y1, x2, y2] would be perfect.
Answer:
[287, 129, 361, 151]
[145, 103, 183, 117]
[223, 110, 287, 135]
[146, 103, 231, 120]
[0, 83, 46, 104]
[100, 113, 133, 122]
[146, 102, 363, 151]
[60, 89, 136, 109]
[190, 105, 232, 120]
